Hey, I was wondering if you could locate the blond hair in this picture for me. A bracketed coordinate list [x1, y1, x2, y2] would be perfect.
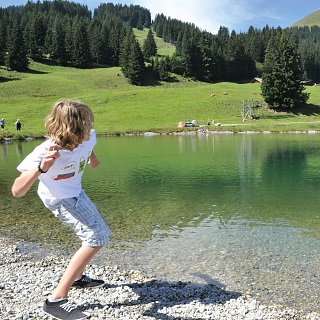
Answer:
[45, 99, 94, 150]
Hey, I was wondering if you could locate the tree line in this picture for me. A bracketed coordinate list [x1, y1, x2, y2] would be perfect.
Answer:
[0, 0, 150, 79]
[0, 0, 320, 92]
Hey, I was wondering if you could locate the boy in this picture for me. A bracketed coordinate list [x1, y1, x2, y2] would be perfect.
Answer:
[12, 99, 112, 320]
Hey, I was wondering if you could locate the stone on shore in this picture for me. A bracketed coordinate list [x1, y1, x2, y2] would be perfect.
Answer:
[0, 238, 318, 320]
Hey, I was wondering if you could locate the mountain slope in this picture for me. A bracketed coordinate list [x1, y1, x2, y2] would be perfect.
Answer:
[292, 10, 320, 27]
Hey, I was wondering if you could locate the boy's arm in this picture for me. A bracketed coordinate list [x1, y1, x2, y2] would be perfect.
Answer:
[12, 145, 60, 198]
[12, 169, 41, 198]
[88, 150, 100, 168]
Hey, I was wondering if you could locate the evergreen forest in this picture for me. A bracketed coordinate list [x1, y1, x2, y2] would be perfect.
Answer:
[1, 0, 320, 86]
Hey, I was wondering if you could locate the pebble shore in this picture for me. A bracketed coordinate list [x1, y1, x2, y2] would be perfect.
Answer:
[0, 238, 319, 320]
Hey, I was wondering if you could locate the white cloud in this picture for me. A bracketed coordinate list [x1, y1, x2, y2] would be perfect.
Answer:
[142, 0, 223, 32]
[140, 0, 266, 33]
[139, 0, 289, 33]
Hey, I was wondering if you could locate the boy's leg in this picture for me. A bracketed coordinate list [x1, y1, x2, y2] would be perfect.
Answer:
[51, 245, 103, 300]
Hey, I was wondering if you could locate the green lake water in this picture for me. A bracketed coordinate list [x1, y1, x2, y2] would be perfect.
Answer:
[1, 133, 320, 313]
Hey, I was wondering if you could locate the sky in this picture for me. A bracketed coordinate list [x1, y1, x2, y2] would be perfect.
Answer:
[1, 0, 320, 34]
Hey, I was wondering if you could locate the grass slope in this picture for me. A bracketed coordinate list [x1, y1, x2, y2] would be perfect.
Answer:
[1, 60, 320, 139]
[134, 28, 176, 57]
[292, 10, 320, 27]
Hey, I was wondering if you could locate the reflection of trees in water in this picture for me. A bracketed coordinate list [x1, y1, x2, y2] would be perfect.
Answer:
[124, 167, 210, 239]
[0, 143, 9, 197]
[3, 135, 320, 246]
[1, 142, 7, 162]
[258, 146, 320, 227]
[1, 140, 24, 163]
[225, 139, 320, 233]
[16, 141, 23, 160]
[262, 147, 306, 187]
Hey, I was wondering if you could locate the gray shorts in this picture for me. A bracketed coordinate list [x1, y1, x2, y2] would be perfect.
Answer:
[48, 190, 112, 247]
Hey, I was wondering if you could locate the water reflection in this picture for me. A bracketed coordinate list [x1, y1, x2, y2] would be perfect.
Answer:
[16, 141, 23, 161]
[1, 134, 320, 245]
[1, 142, 8, 163]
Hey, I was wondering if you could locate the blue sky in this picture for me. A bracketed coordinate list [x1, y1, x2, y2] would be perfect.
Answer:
[1, 0, 320, 34]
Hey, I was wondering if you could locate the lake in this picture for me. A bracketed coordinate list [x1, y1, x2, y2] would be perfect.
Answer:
[1, 132, 320, 313]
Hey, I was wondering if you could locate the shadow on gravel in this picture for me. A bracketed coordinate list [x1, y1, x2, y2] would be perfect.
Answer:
[87, 277, 241, 319]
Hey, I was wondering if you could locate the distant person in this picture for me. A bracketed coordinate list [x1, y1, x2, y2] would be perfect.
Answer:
[0, 118, 5, 130]
[15, 119, 22, 131]
[11, 99, 112, 320]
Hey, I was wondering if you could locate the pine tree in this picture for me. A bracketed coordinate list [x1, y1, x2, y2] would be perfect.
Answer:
[119, 29, 131, 77]
[245, 26, 265, 63]
[300, 41, 320, 82]
[225, 31, 256, 81]
[129, 38, 144, 85]
[153, 55, 170, 81]
[88, 19, 105, 64]
[70, 18, 91, 68]
[24, 14, 46, 59]
[120, 28, 144, 85]
[143, 29, 157, 61]
[50, 15, 68, 65]
[180, 27, 193, 77]
[0, 12, 7, 65]
[108, 26, 123, 66]
[5, 18, 29, 71]
[64, 18, 73, 63]
[261, 31, 309, 108]
[198, 32, 213, 82]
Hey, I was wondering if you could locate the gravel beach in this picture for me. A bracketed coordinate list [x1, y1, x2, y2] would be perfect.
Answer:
[0, 238, 319, 320]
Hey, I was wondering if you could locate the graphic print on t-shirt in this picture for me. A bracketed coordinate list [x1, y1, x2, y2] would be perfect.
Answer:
[53, 172, 75, 180]
[79, 156, 86, 173]
[61, 161, 76, 170]
[51, 154, 88, 181]
[53, 161, 77, 180]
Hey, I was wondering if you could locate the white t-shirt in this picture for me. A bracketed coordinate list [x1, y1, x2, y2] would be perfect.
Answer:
[17, 129, 97, 207]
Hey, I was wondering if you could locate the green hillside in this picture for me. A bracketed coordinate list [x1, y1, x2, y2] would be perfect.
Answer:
[134, 28, 176, 57]
[292, 10, 320, 27]
[1, 60, 320, 141]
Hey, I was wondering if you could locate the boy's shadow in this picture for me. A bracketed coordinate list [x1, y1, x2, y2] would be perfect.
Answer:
[84, 273, 241, 319]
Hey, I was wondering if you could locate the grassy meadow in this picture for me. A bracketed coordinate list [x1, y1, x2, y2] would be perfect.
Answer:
[1, 58, 320, 140]
[134, 28, 176, 57]
[292, 10, 320, 28]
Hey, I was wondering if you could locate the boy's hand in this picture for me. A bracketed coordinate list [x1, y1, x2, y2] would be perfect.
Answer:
[88, 151, 100, 168]
[12, 145, 61, 198]
[39, 145, 61, 172]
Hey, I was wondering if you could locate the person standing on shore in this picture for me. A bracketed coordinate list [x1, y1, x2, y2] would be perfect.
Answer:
[0, 118, 5, 130]
[14, 119, 22, 131]
[11, 99, 112, 320]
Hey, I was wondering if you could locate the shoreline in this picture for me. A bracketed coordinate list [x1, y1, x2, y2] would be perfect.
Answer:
[2, 127, 320, 143]
[1, 237, 319, 320]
